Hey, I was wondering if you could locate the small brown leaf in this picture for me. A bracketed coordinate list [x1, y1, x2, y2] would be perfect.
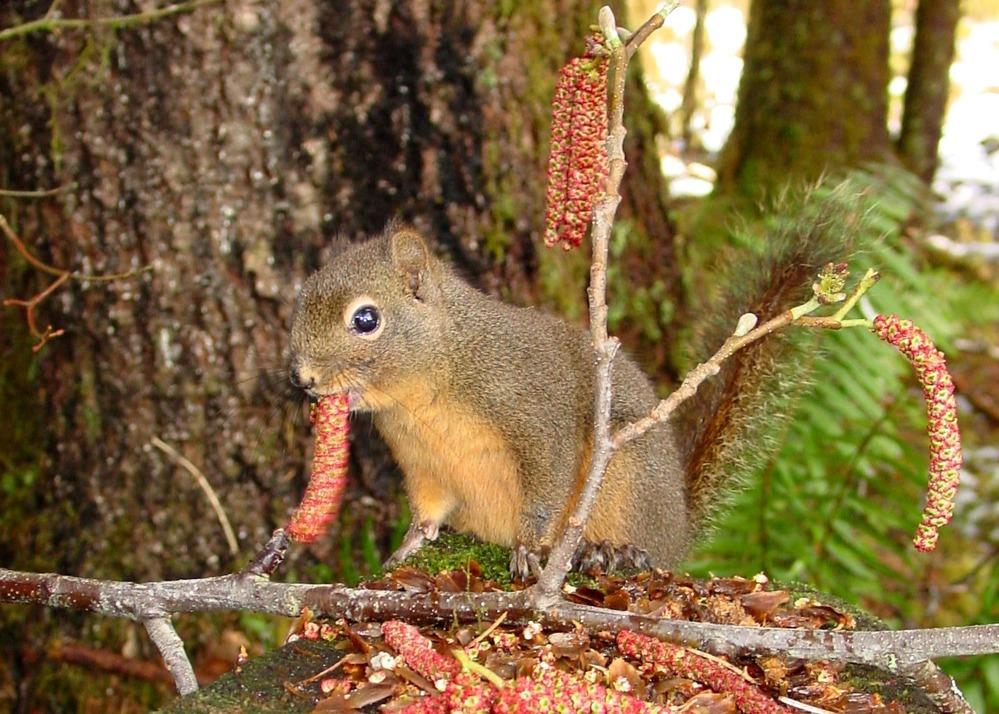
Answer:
[548, 631, 589, 658]
[483, 652, 518, 680]
[740, 590, 790, 622]
[515, 656, 539, 678]
[342, 682, 396, 709]
[682, 691, 738, 714]
[603, 588, 631, 611]
[797, 604, 855, 629]
[606, 657, 646, 698]
[707, 576, 758, 596]
[565, 586, 606, 606]
[433, 571, 465, 592]
[388, 567, 434, 592]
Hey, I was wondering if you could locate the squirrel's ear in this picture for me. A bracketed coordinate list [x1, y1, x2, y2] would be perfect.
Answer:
[389, 228, 434, 300]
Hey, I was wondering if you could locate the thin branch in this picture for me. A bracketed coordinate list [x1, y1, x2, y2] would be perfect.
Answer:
[1, 213, 152, 350]
[613, 309, 794, 449]
[0, 0, 221, 42]
[625, 2, 679, 60]
[0, 214, 66, 277]
[150, 437, 240, 558]
[3, 272, 69, 351]
[46, 639, 174, 685]
[144, 617, 198, 695]
[0, 185, 72, 198]
[2, 213, 153, 282]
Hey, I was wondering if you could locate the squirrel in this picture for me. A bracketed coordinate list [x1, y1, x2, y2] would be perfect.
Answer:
[289, 218, 845, 578]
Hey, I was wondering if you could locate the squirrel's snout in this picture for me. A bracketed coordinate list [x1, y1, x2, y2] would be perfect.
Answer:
[289, 364, 316, 391]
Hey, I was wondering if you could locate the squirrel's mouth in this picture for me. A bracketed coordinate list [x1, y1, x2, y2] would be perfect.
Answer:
[306, 385, 365, 412]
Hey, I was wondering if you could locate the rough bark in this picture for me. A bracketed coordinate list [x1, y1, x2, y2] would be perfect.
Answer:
[0, 0, 676, 706]
[897, 0, 961, 182]
[715, 0, 893, 197]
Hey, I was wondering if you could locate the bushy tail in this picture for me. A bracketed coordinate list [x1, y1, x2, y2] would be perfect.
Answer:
[679, 180, 871, 522]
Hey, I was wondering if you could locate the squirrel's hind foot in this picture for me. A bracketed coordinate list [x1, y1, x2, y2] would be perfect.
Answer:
[384, 519, 440, 569]
[574, 539, 651, 574]
[509, 542, 547, 581]
[509, 539, 651, 580]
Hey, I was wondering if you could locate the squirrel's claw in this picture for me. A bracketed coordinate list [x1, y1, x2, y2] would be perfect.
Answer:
[509, 542, 547, 581]
[573, 539, 651, 574]
[384, 519, 440, 569]
[508, 539, 651, 580]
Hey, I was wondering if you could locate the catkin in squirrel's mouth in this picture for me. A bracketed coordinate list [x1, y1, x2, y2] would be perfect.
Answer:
[287, 392, 351, 544]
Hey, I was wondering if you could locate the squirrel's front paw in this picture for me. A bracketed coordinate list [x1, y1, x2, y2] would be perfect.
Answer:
[574, 539, 651, 573]
[384, 519, 440, 569]
[509, 542, 548, 581]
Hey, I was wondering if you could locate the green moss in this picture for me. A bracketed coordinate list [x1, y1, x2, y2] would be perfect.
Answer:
[401, 531, 514, 586]
[158, 639, 340, 714]
[840, 664, 940, 714]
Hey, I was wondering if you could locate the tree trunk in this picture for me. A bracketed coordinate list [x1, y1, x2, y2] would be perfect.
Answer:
[679, 0, 708, 151]
[897, 0, 961, 182]
[715, 0, 893, 197]
[1, 0, 675, 705]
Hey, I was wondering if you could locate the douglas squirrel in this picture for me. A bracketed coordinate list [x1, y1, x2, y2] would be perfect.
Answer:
[289, 222, 841, 577]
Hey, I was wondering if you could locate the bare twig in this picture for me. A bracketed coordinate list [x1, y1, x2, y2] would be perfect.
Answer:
[624, 2, 678, 60]
[3, 272, 69, 351]
[614, 310, 796, 449]
[151, 437, 240, 557]
[1, 213, 151, 350]
[144, 617, 198, 695]
[0, 214, 66, 277]
[46, 639, 173, 684]
[0, 185, 72, 198]
[0, 0, 221, 42]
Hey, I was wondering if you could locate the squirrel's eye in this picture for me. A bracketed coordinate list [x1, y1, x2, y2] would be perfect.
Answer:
[350, 305, 381, 335]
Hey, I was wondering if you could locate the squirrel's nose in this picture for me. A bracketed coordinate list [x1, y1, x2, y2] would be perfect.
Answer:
[289, 365, 315, 391]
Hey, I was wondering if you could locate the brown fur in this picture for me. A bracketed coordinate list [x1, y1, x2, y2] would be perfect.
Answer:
[289, 225, 691, 566]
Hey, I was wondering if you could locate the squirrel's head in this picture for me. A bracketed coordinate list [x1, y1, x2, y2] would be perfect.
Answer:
[289, 225, 446, 411]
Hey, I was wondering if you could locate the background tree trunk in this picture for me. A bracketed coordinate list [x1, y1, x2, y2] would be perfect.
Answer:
[897, 0, 961, 182]
[0, 0, 675, 706]
[715, 0, 893, 197]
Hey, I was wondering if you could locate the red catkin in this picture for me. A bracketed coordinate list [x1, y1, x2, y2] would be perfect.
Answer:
[872, 314, 963, 551]
[287, 393, 351, 543]
[617, 631, 791, 714]
[396, 672, 495, 714]
[543, 50, 609, 250]
[382, 620, 461, 681]
[494, 666, 664, 713]
[397, 694, 451, 714]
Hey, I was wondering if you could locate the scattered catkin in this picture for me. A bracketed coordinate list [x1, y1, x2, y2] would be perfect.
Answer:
[384, 621, 664, 713]
[286, 393, 351, 543]
[494, 666, 665, 713]
[872, 314, 963, 551]
[543, 46, 609, 250]
[382, 620, 461, 681]
[617, 631, 791, 714]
